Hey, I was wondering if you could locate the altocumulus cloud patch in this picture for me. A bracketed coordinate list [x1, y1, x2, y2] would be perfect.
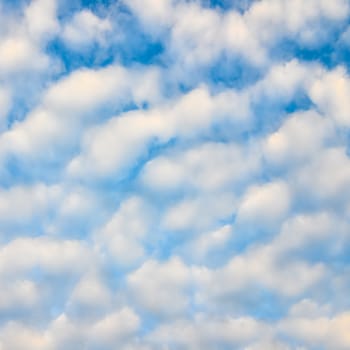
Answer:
[0, 0, 350, 349]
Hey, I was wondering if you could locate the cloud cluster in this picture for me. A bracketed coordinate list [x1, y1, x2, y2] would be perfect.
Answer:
[1, 0, 350, 349]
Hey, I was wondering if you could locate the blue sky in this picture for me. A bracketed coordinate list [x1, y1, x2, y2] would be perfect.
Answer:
[0, 0, 350, 349]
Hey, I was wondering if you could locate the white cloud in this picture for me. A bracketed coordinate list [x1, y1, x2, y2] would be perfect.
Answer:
[0, 279, 39, 311]
[288, 299, 331, 319]
[194, 213, 331, 303]
[0, 307, 140, 350]
[0, 322, 50, 350]
[148, 315, 271, 349]
[68, 86, 250, 179]
[126, 0, 349, 71]
[0, 64, 161, 163]
[127, 257, 190, 316]
[43, 65, 129, 115]
[0, 87, 11, 130]
[0, 237, 92, 277]
[0, 0, 59, 77]
[309, 66, 350, 127]
[236, 181, 291, 228]
[62, 10, 111, 48]
[124, 0, 174, 32]
[0, 0, 350, 348]
[194, 246, 325, 302]
[0, 183, 62, 226]
[270, 212, 349, 258]
[58, 187, 97, 219]
[185, 224, 232, 260]
[244, 338, 294, 350]
[295, 147, 350, 204]
[279, 311, 350, 349]
[88, 308, 140, 347]
[24, 0, 59, 42]
[162, 192, 236, 231]
[0, 37, 49, 73]
[264, 110, 334, 165]
[94, 196, 152, 266]
[141, 141, 260, 192]
[67, 272, 112, 315]
[246, 0, 348, 46]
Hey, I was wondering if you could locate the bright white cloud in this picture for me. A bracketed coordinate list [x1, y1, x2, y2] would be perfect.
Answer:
[148, 315, 271, 349]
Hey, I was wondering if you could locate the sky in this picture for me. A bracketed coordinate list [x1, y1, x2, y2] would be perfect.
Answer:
[0, 0, 350, 349]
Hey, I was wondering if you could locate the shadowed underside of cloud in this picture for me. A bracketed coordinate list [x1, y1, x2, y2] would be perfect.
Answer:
[0, 0, 350, 349]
